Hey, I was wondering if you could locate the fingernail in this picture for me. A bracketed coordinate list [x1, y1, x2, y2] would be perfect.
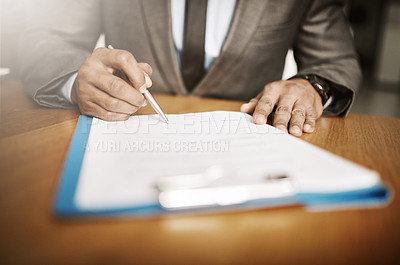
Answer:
[141, 99, 147, 107]
[304, 124, 311, 132]
[255, 114, 266, 124]
[144, 73, 152, 88]
[277, 125, 287, 132]
[291, 126, 301, 135]
[139, 84, 147, 93]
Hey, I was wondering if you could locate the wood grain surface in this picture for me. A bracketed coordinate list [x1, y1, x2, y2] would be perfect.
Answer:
[1, 80, 399, 265]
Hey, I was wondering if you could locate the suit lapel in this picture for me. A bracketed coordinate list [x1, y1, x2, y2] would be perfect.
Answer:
[192, 0, 268, 96]
[140, 0, 186, 94]
[140, 0, 267, 96]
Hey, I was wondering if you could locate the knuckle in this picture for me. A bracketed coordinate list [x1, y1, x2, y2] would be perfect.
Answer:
[116, 51, 135, 65]
[254, 105, 268, 116]
[306, 107, 318, 120]
[286, 84, 302, 95]
[290, 121, 302, 128]
[265, 81, 279, 91]
[94, 47, 107, 53]
[91, 47, 104, 57]
[254, 109, 268, 117]
[305, 119, 315, 126]
[280, 93, 296, 101]
[276, 105, 291, 114]
[109, 78, 124, 93]
[91, 47, 108, 61]
[284, 82, 296, 89]
[258, 98, 274, 109]
[105, 97, 120, 110]
[292, 108, 305, 117]
[285, 81, 309, 94]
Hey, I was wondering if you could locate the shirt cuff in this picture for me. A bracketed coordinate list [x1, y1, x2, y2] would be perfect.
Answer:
[323, 95, 333, 110]
[60, 72, 78, 104]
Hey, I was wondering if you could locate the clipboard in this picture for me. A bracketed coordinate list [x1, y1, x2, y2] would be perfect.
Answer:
[54, 113, 392, 217]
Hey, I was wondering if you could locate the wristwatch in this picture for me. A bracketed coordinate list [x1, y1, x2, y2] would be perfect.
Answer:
[295, 75, 331, 105]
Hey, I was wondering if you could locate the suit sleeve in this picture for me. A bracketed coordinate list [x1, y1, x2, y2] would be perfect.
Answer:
[292, 0, 362, 116]
[18, 0, 102, 108]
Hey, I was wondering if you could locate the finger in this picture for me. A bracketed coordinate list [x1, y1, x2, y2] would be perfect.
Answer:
[102, 49, 147, 93]
[138, 63, 153, 88]
[273, 98, 296, 133]
[303, 106, 319, 133]
[92, 73, 146, 107]
[138, 62, 153, 76]
[289, 102, 306, 137]
[80, 100, 130, 121]
[88, 86, 141, 115]
[253, 93, 278, 125]
[144, 72, 152, 89]
[119, 63, 153, 89]
[240, 98, 258, 113]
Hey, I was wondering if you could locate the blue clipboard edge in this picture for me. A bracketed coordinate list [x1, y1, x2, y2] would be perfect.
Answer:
[54, 116, 393, 218]
[54, 115, 93, 216]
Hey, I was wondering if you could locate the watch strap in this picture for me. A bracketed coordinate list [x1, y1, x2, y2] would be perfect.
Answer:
[292, 75, 331, 105]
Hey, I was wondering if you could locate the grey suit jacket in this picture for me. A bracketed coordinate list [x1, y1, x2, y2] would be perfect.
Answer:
[19, 0, 361, 116]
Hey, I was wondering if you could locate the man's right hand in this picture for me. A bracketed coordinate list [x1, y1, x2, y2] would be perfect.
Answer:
[71, 47, 153, 121]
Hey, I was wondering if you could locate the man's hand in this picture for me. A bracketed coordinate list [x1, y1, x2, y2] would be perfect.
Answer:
[71, 47, 152, 121]
[240, 79, 323, 136]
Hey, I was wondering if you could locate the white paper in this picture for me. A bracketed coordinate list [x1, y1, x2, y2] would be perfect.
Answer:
[74, 111, 380, 210]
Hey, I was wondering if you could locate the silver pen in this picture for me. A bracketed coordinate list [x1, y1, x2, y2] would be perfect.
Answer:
[108, 45, 168, 123]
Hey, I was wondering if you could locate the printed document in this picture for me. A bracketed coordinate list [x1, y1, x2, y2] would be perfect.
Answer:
[74, 111, 380, 210]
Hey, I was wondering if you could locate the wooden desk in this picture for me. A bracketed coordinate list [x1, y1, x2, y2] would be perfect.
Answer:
[1, 79, 400, 265]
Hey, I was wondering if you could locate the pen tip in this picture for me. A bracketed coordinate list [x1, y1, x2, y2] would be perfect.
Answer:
[162, 114, 169, 124]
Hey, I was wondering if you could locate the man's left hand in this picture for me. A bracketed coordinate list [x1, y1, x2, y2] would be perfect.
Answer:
[240, 79, 323, 137]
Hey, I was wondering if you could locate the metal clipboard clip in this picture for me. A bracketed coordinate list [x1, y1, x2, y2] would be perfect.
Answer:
[155, 165, 297, 210]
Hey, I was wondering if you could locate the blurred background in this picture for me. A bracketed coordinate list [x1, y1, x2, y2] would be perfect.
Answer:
[1, 0, 399, 117]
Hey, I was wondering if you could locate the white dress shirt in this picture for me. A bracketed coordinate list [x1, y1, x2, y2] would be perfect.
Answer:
[61, 0, 237, 103]
[171, 0, 236, 69]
